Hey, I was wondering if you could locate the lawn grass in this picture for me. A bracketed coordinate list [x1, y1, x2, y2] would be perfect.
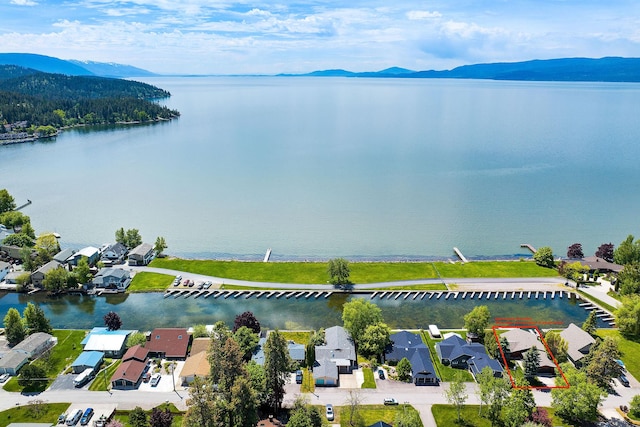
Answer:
[339, 404, 422, 427]
[0, 402, 70, 426]
[434, 261, 559, 278]
[421, 331, 474, 382]
[279, 331, 311, 344]
[300, 368, 315, 393]
[151, 258, 556, 284]
[88, 359, 122, 391]
[360, 283, 448, 291]
[576, 289, 617, 313]
[129, 271, 174, 292]
[431, 405, 568, 427]
[597, 329, 640, 382]
[361, 367, 376, 388]
[114, 403, 183, 427]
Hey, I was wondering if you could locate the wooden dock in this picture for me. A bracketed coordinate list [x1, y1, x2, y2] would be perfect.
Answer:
[453, 247, 468, 263]
[263, 248, 272, 262]
[520, 243, 537, 254]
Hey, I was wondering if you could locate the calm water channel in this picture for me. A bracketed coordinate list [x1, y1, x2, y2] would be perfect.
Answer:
[1, 78, 640, 260]
[0, 291, 608, 331]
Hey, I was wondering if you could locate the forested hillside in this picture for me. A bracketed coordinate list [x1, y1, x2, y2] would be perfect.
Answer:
[0, 65, 179, 137]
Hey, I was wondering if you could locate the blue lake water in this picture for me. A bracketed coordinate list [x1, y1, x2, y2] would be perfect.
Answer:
[1, 77, 640, 260]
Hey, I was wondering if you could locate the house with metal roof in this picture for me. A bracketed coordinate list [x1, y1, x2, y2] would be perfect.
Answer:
[560, 323, 595, 367]
[502, 328, 557, 374]
[435, 334, 503, 377]
[147, 328, 191, 360]
[30, 260, 62, 288]
[13, 332, 56, 359]
[0, 261, 10, 282]
[385, 331, 438, 385]
[0, 351, 29, 375]
[92, 268, 131, 290]
[82, 329, 131, 358]
[70, 246, 100, 266]
[71, 351, 104, 374]
[53, 248, 76, 264]
[128, 243, 154, 266]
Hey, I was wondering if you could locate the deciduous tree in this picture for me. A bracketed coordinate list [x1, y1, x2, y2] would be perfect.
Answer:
[551, 365, 606, 424]
[233, 311, 261, 334]
[616, 294, 640, 338]
[103, 311, 122, 331]
[630, 394, 640, 419]
[128, 407, 148, 427]
[327, 257, 350, 286]
[18, 363, 47, 389]
[584, 337, 622, 389]
[358, 322, 391, 360]
[533, 246, 555, 268]
[23, 302, 51, 335]
[125, 228, 142, 249]
[0, 189, 16, 213]
[444, 376, 468, 422]
[35, 233, 60, 255]
[2, 233, 33, 247]
[618, 262, 640, 295]
[126, 331, 147, 348]
[234, 326, 259, 361]
[567, 243, 584, 259]
[74, 257, 92, 285]
[476, 366, 510, 425]
[154, 236, 167, 256]
[149, 407, 173, 427]
[614, 235, 640, 265]
[288, 397, 324, 427]
[529, 407, 552, 427]
[245, 360, 267, 407]
[4, 307, 26, 345]
[464, 305, 491, 342]
[596, 243, 615, 263]
[396, 357, 412, 382]
[342, 299, 383, 348]
[502, 378, 535, 427]
[182, 376, 218, 427]
[544, 331, 568, 363]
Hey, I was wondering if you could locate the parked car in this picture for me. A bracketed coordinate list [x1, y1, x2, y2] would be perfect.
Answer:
[66, 410, 82, 426]
[182, 279, 190, 287]
[295, 370, 303, 384]
[175, 275, 182, 281]
[325, 404, 334, 421]
[57, 413, 67, 424]
[378, 369, 385, 379]
[619, 374, 630, 387]
[150, 373, 161, 387]
[615, 359, 626, 371]
[197, 281, 204, 289]
[203, 281, 212, 289]
[384, 398, 399, 406]
[0, 373, 9, 383]
[80, 408, 94, 426]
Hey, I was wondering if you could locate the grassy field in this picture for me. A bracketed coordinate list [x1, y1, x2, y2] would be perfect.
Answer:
[421, 331, 474, 382]
[88, 359, 122, 391]
[0, 402, 70, 426]
[361, 367, 376, 388]
[336, 404, 423, 427]
[129, 271, 174, 292]
[361, 283, 449, 291]
[150, 258, 558, 285]
[431, 405, 568, 427]
[279, 331, 311, 344]
[114, 403, 183, 427]
[300, 368, 315, 393]
[576, 289, 617, 313]
[597, 329, 640, 382]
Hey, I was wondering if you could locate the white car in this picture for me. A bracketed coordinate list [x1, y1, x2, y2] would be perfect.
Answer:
[0, 373, 10, 383]
[325, 404, 334, 421]
[150, 374, 161, 387]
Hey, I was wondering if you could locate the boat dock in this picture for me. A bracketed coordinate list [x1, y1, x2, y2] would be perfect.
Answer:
[520, 243, 537, 253]
[263, 248, 272, 262]
[453, 247, 468, 263]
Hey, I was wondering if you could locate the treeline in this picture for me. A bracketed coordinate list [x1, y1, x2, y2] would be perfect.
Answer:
[0, 65, 179, 130]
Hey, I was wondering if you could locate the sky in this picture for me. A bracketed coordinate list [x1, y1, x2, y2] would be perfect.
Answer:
[2, 0, 640, 75]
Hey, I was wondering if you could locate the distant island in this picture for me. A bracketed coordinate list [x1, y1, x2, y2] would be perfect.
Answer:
[281, 57, 640, 82]
[0, 64, 179, 144]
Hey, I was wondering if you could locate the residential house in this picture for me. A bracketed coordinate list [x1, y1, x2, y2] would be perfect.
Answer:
[0, 261, 10, 282]
[69, 246, 100, 266]
[560, 323, 595, 367]
[567, 256, 623, 274]
[0, 244, 28, 260]
[100, 243, 128, 265]
[13, 332, 56, 359]
[180, 350, 209, 385]
[189, 338, 210, 356]
[501, 328, 557, 374]
[314, 326, 357, 387]
[435, 334, 503, 377]
[30, 260, 62, 288]
[111, 345, 149, 390]
[146, 328, 191, 360]
[71, 351, 104, 374]
[81, 327, 132, 358]
[252, 337, 305, 367]
[53, 248, 76, 265]
[368, 422, 393, 427]
[0, 351, 29, 375]
[385, 331, 438, 385]
[128, 243, 154, 266]
[92, 268, 131, 290]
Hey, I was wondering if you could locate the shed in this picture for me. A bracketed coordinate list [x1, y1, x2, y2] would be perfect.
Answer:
[71, 351, 104, 374]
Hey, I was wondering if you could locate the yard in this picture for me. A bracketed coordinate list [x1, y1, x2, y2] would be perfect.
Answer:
[0, 402, 70, 426]
[597, 329, 640, 382]
[431, 405, 568, 427]
[113, 403, 183, 427]
[322, 403, 422, 427]
[128, 271, 174, 292]
[420, 330, 474, 382]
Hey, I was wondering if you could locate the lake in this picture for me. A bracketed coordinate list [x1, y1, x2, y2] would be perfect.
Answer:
[1, 77, 639, 260]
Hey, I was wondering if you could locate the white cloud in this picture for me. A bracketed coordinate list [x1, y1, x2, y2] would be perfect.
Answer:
[10, 0, 37, 5]
[407, 10, 442, 20]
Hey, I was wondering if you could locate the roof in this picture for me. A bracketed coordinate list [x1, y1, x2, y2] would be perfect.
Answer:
[368, 422, 393, 427]
[315, 326, 356, 362]
[81, 327, 132, 345]
[568, 256, 623, 273]
[84, 334, 128, 352]
[122, 345, 149, 362]
[94, 268, 129, 280]
[111, 359, 146, 383]
[103, 242, 127, 256]
[560, 323, 595, 362]
[190, 338, 210, 356]
[435, 335, 487, 362]
[129, 242, 153, 257]
[501, 329, 556, 369]
[72, 351, 104, 368]
[0, 351, 29, 370]
[288, 343, 305, 361]
[180, 351, 210, 379]
[0, 260, 10, 270]
[468, 353, 504, 376]
[76, 246, 100, 258]
[385, 331, 436, 380]
[314, 357, 338, 380]
[408, 347, 437, 380]
[53, 248, 75, 263]
[33, 260, 62, 275]
[13, 332, 53, 354]
[147, 328, 190, 358]
[252, 337, 267, 365]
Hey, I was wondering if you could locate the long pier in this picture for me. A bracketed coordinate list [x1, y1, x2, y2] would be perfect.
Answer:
[453, 247, 468, 263]
[520, 243, 537, 254]
[263, 248, 272, 262]
[15, 199, 32, 211]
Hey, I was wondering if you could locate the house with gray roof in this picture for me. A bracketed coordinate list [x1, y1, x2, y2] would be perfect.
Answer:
[53, 248, 76, 264]
[13, 332, 56, 359]
[560, 323, 595, 367]
[435, 334, 503, 378]
[0, 351, 29, 375]
[101, 242, 128, 265]
[385, 331, 438, 385]
[502, 328, 556, 374]
[315, 326, 356, 373]
[30, 260, 62, 288]
[92, 268, 131, 290]
[128, 243, 154, 266]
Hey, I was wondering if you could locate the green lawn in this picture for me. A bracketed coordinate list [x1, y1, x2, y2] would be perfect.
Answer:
[421, 331, 474, 382]
[279, 331, 311, 344]
[597, 329, 640, 382]
[576, 289, 617, 313]
[0, 402, 70, 426]
[88, 359, 122, 391]
[338, 404, 423, 427]
[431, 405, 568, 427]
[113, 403, 183, 427]
[434, 261, 559, 278]
[129, 271, 174, 292]
[300, 368, 315, 393]
[362, 367, 376, 388]
[150, 258, 557, 284]
[361, 283, 448, 291]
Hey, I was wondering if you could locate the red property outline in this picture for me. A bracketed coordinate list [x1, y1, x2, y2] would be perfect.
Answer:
[492, 318, 570, 390]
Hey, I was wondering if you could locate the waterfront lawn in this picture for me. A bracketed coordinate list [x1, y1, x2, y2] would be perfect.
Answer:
[362, 367, 376, 388]
[0, 402, 70, 426]
[431, 405, 567, 427]
[421, 331, 474, 382]
[434, 261, 559, 278]
[339, 404, 422, 427]
[576, 290, 617, 313]
[280, 331, 311, 344]
[129, 272, 174, 292]
[88, 359, 121, 391]
[597, 329, 640, 382]
[361, 283, 448, 291]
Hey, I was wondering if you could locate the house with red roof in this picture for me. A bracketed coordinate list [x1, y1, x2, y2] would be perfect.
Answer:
[111, 345, 150, 389]
[146, 328, 191, 360]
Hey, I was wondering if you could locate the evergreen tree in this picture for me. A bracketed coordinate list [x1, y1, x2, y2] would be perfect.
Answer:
[582, 310, 598, 335]
[396, 357, 412, 382]
[523, 346, 541, 379]
[264, 330, 292, 412]
[128, 407, 148, 427]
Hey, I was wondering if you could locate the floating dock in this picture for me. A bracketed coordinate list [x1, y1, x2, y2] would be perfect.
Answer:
[453, 247, 468, 263]
[263, 248, 272, 262]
